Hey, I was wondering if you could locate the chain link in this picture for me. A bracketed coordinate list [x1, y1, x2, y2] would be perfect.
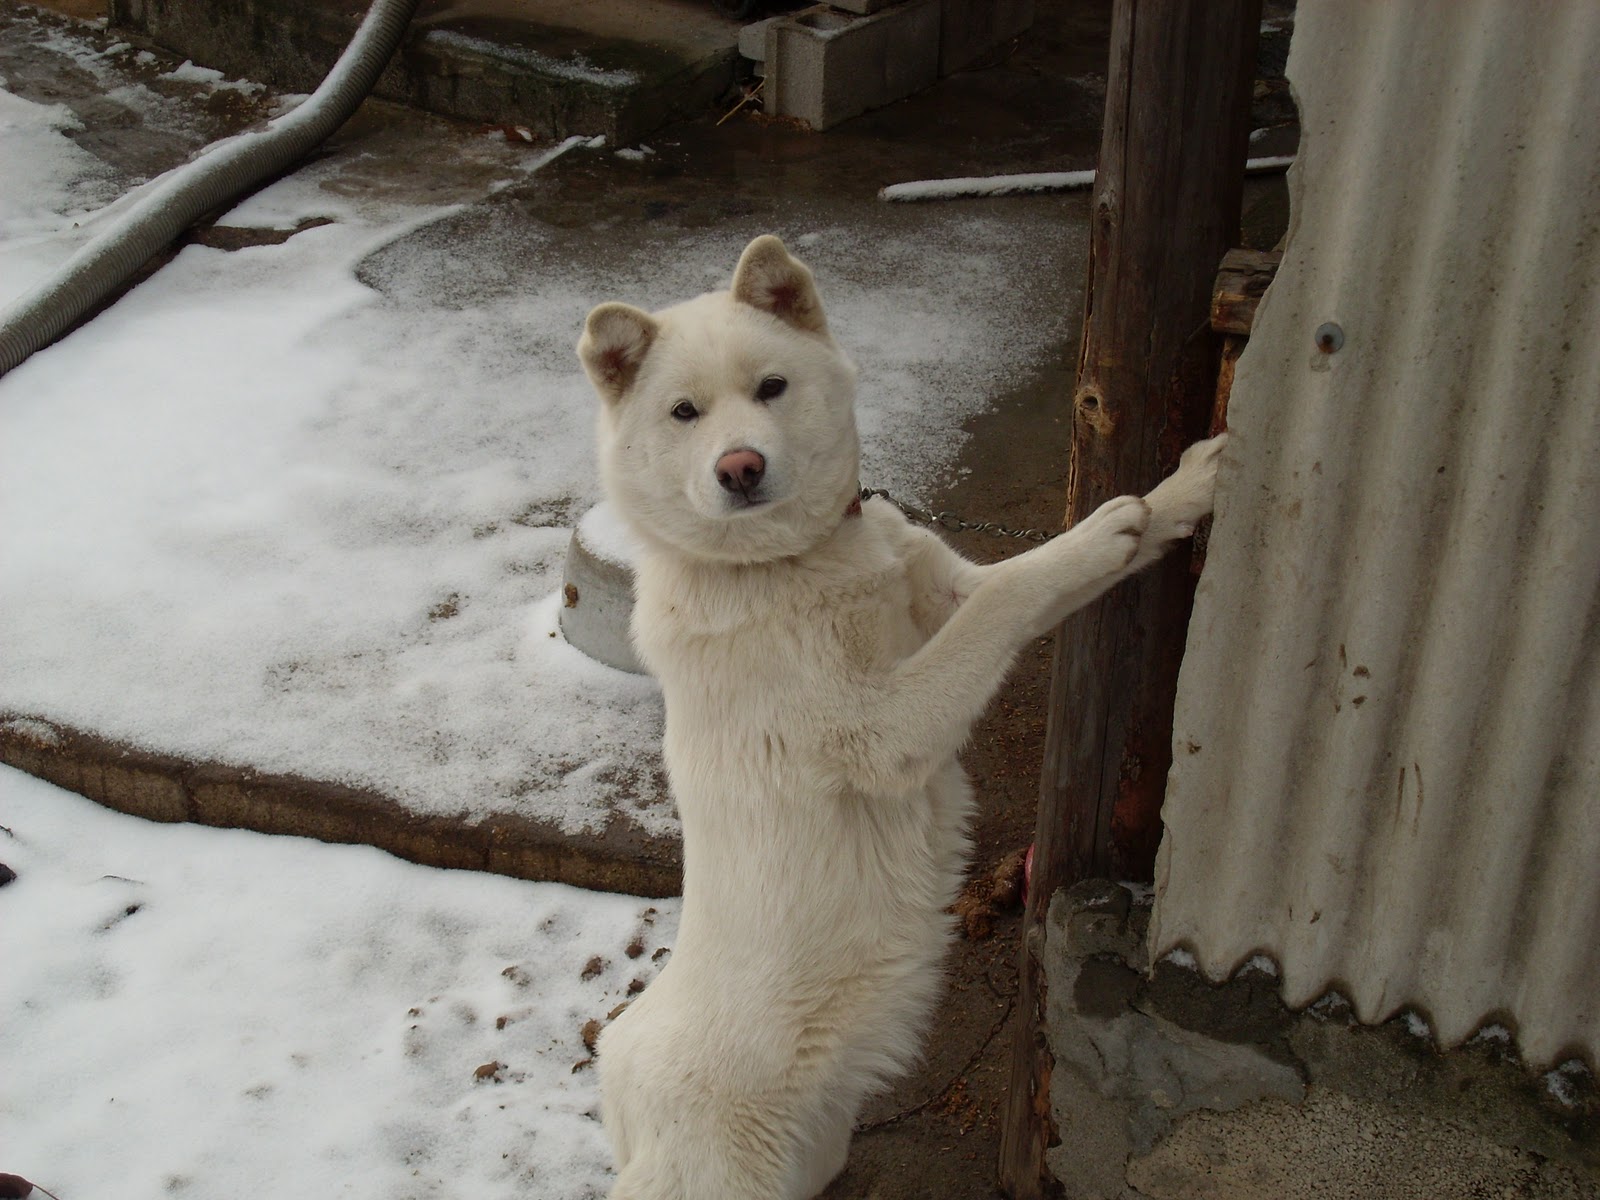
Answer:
[858, 486, 1058, 543]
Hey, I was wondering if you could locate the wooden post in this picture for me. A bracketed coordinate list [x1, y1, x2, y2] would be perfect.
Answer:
[997, 2, 1261, 1195]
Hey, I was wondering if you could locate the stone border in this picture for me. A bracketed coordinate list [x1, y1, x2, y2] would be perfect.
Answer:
[0, 714, 681, 898]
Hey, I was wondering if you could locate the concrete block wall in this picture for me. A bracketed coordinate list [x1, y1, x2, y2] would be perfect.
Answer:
[763, 0, 940, 131]
[757, 0, 1034, 130]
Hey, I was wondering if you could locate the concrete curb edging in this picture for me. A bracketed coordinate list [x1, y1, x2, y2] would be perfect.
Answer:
[0, 715, 682, 898]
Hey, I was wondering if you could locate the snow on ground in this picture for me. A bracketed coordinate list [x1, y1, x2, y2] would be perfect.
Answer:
[879, 169, 1098, 202]
[0, 82, 121, 294]
[0, 765, 675, 1198]
[878, 156, 1296, 202]
[0, 24, 1071, 835]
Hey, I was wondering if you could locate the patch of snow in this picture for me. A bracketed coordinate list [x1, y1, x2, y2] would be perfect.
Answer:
[1243, 954, 1278, 977]
[578, 501, 644, 569]
[1117, 879, 1154, 905]
[880, 157, 1296, 203]
[165, 58, 225, 84]
[1162, 948, 1198, 970]
[0, 717, 62, 748]
[880, 170, 1097, 203]
[0, 89, 121, 301]
[1245, 154, 1296, 173]
[422, 31, 637, 89]
[1543, 1060, 1591, 1108]
[0, 87, 110, 227]
[1401, 1010, 1433, 1042]
[1469, 1023, 1513, 1045]
[271, 92, 311, 118]
[1308, 991, 1353, 1019]
[164, 58, 265, 94]
[0, 765, 671, 1197]
[33, 26, 257, 116]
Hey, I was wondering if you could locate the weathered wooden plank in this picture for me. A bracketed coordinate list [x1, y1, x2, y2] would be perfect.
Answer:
[1211, 246, 1283, 334]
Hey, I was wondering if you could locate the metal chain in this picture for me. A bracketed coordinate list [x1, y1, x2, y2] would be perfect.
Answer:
[858, 486, 1059, 543]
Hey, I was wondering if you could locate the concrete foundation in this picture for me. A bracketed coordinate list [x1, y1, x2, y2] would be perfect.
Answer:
[1043, 882, 1599, 1198]
[107, 0, 743, 144]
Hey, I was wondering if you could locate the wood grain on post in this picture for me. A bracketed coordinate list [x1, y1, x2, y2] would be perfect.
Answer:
[1211, 247, 1283, 336]
[997, 2, 1262, 1195]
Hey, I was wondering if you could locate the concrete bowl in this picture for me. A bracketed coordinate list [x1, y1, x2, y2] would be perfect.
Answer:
[558, 502, 646, 675]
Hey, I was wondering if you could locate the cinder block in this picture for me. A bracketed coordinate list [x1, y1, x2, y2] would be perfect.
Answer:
[737, 15, 778, 62]
[939, 0, 1034, 76]
[763, 0, 941, 131]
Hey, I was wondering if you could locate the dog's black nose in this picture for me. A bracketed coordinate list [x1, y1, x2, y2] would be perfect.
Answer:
[716, 449, 766, 495]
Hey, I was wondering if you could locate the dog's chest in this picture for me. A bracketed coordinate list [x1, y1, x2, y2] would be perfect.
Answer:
[633, 547, 923, 717]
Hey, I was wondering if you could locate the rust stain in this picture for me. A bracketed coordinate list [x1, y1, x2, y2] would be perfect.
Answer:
[1413, 762, 1425, 833]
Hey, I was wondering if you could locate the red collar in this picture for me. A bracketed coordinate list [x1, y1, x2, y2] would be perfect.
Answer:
[844, 495, 862, 518]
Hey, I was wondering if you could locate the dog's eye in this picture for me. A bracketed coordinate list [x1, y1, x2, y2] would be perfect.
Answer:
[670, 401, 699, 422]
[755, 375, 787, 401]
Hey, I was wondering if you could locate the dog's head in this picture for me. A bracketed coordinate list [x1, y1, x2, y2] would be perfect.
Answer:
[577, 236, 861, 565]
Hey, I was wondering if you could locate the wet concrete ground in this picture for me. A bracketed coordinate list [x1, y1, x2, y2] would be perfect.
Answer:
[1, 0, 1293, 1193]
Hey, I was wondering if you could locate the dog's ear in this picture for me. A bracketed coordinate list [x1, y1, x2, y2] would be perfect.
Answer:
[578, 302, 660, 402]
[731, 235, 828, 334]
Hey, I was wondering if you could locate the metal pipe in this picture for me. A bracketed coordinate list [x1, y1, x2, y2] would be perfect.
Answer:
[0, 0, 422, 377]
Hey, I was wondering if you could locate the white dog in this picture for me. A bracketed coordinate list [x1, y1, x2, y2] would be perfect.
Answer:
[577, 235, 1225, 1199]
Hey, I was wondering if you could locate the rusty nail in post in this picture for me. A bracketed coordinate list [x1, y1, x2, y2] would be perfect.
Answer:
[1315, 322, 1344, 353]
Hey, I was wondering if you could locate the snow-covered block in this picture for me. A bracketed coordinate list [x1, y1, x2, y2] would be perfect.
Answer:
[763, 0, 941, 131]
[939, 0, 1034, 76]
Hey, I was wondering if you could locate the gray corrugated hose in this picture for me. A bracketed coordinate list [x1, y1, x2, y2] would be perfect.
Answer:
[0, 0, 422, 378]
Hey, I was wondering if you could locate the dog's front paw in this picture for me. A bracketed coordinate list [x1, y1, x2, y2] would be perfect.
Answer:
[1146, 432, 1229, 538]
[1071, 494, 1151, 573]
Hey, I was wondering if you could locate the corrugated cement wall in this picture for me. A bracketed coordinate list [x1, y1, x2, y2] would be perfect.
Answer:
[1151, 0, 1600, 1069]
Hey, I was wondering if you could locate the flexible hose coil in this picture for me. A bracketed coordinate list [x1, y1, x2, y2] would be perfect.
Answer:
[0, 0, 422, 378]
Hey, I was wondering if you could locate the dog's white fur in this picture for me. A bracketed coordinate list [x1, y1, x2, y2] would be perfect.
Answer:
[577, 236, 1225, 1199]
